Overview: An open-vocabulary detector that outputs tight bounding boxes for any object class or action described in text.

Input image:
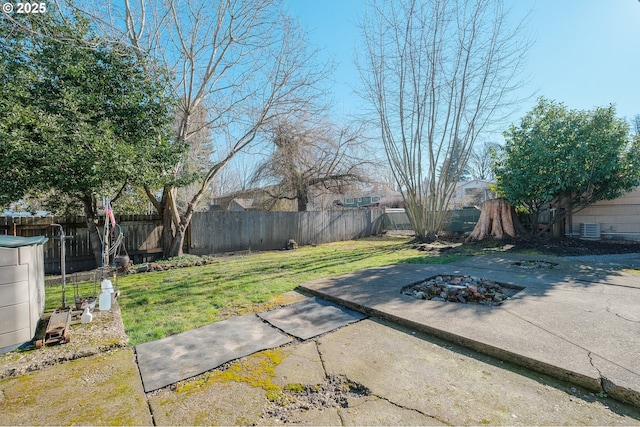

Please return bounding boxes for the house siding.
[450,180,496,208]
[570,187,640,240]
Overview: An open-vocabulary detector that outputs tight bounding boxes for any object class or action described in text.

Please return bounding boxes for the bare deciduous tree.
[358,0,529,241]
[251,118,371,211]
[88,0,329,256]
[468,141,499,181]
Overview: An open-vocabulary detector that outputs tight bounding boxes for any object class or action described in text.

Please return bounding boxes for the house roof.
[455,179,495,189]
[231,198,255,209]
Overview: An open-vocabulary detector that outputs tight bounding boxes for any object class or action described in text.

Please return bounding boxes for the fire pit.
[511,260,557,269]
[401,275,522,306]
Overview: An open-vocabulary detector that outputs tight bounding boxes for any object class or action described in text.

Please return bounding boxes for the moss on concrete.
[0,349,151,426]
[175,348,291,404]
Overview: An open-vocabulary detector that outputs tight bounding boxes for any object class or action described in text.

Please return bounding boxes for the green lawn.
[45,236,466,346]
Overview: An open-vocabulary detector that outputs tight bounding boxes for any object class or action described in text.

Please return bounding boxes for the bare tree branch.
[357,0,530,241]
[251,117,373,211]
[69,0,332,255]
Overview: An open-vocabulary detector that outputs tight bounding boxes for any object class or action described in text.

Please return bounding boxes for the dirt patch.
[265,374,370,423]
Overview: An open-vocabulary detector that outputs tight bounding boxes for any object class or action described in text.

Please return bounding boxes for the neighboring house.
[569,186,640,241]
[340,183,402,209]
[341,189,404,209]
[450,180,496,209]
[343,195,382,208]
[228,198,258,212]
[209,187,297,212]
[209,183,401,212]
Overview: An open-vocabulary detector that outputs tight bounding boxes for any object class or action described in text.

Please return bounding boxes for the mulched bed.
[439,236,640,257]
[507,238,640,256]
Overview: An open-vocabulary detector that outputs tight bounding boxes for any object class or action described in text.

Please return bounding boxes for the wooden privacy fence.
[382,208,481,233]
[0,215,164,274]
[189,209,384,255]
[1,210,384,274]
[2,207,480,274]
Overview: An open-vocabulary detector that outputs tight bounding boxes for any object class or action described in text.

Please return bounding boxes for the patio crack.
[369,393,450,425]
[605,306,640,323]
[599,293,640,323]
[315,340,329,381]
[587,351,612,396]
[313,341,446,424]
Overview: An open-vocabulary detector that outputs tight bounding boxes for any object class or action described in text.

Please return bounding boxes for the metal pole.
[51,223,71,308]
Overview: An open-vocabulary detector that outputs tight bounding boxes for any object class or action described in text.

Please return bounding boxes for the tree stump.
[467,199,526,241]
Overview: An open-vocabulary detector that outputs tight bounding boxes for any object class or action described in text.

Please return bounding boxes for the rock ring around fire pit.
[401,275,523,306]
[511,260,557,269]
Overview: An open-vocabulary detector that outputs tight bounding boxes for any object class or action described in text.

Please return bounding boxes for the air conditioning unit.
[580,223,601,239]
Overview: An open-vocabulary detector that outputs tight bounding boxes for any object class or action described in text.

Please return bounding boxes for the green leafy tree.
[0,11,179,264]
[495,98,640,236]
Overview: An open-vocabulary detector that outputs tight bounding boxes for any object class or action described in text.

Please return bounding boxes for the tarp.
[0,235,48,248]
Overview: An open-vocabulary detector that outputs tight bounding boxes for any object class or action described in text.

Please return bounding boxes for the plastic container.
[81,307,93,323]
[99,291,112,311]
[101,279,113,293]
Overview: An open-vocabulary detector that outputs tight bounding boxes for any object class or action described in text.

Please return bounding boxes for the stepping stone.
[258,297,367,340]
[136,314,292,392]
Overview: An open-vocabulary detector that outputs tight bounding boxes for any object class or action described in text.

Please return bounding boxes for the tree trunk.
[166,225,186,257]
[467,199,526,241]
[296,187,309,212]
[161,206,175,257]
[160,201,189,258]
[553,206,565,237]
[82,195,103,268]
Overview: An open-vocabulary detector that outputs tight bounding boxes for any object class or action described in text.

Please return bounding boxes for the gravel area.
[401,274,521,305]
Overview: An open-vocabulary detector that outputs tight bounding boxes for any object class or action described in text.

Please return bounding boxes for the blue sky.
[284,0,640,138]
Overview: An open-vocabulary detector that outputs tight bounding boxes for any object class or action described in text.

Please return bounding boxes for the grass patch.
[45,236,469,346]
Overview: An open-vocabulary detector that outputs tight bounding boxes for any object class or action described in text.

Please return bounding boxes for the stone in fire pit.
[401,275,522,306]
[511,260,557,269]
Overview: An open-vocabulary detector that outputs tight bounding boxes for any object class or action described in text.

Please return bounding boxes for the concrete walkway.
[299,253,640,408]
[136,297,366,392]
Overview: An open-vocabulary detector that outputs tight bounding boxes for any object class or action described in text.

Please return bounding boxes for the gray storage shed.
[0,235,48,353]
